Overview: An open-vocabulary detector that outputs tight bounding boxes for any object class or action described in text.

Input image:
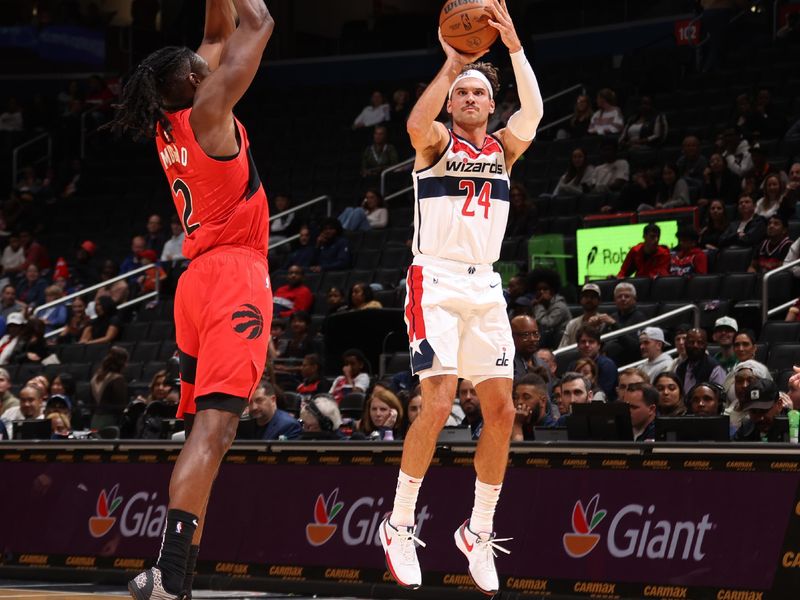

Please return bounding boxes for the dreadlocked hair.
[105,46,196,140]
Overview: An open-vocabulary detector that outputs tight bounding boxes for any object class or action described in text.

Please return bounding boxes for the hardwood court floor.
[0,581,369,600]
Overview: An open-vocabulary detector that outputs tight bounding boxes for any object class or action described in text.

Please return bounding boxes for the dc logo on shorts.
[231,304,264,339]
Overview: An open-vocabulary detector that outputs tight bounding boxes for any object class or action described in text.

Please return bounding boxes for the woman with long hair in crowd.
[755,173,785,219]
[654,372,687,417]
[357,386,404,440]
[553,147,594,196]
[699,199,730,250]
[89,345,129,430]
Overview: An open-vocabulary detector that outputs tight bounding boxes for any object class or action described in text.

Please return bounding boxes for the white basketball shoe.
[454,520,512,597]
[379,517,426,589]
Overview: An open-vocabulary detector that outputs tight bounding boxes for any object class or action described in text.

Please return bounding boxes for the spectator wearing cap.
[1,383,45,438]
[712,317,738,374]
[733,378,786,442]
[274,265,314,318]
[511,373,556,441]
[38,285,68,334]
[625,382,657,442]
[749,213,792,274]
[676,328,726,394]
[0,367,18,416]
[638,327,673,382]
[529,268,570,349]
[0,311,26,363]
[725,358,774,428]
[160,216,186,264]
[71,240,100,290]
[559,283,608,348]
[16,264,46,307]
[669,227,708,276]
[719,194,766,249]
[136,249,166,294]
[570,325,617,401]
[617,223,670,279]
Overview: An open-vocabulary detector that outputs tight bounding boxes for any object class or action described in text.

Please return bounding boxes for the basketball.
[439,0,499,54]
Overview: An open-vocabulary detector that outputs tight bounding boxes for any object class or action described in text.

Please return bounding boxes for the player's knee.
[483,399,516,427]
[423,396,454,427]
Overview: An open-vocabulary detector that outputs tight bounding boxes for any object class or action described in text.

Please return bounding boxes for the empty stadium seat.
[714,247,753,273]
[720,273,757,302]
[353,249,381,269]
[766,343,800,372]
[650,277,687,302]
[132,341,161,363]
[687,274,722,299]
[759,322,800,343]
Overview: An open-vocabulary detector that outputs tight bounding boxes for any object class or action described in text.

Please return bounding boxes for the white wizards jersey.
[412,130,510,265]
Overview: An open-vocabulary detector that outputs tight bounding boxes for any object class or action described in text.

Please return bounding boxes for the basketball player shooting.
[106,2,274,600]
[379,0,543,596]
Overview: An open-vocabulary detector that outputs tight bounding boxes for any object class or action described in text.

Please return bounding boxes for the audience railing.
[553,302,700,358]
[11,132,52,188]
[267,194,332,251]
[378,82,586,197]
[763,257,800,322]
[33,263,161,339]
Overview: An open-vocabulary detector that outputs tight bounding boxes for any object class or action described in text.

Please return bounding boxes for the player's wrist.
[508,42,523,54]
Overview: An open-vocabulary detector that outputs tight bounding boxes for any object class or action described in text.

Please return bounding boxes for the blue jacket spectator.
[248,382,301,441]
[16,264,47,307]
[312,218,351,272]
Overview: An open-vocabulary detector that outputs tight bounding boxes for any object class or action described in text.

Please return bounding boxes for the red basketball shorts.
[174,246,272,417]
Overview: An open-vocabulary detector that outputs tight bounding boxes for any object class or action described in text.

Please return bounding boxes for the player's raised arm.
[191,0,274,134]
[487,0,543,167]
[196,0,237,72]
[406,30,486,167]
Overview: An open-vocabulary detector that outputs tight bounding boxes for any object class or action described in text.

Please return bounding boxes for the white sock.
[390,470,423,528]
[470,479,502,535]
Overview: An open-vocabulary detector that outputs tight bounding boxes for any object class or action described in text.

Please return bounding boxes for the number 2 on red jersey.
[172,178,200,235]
[459,180,492,219]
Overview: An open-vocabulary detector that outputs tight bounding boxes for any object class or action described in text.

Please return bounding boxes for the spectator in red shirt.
[749,214,793,274]
[670,227,708,276]
[617,223,670,278]
[274,264,314,318]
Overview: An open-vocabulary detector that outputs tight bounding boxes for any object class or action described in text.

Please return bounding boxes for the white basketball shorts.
[403,254,514,385]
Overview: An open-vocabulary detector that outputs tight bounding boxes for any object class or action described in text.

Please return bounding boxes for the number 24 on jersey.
[459,180,492,219]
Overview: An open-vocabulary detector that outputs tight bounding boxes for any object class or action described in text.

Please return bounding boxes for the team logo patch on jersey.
[231,304,264,339]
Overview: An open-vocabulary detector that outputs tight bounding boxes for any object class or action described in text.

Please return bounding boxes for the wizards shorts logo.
[231,304,264,339]
[89,485,123,538]
[306,489,344,547]
[563,494,606,558]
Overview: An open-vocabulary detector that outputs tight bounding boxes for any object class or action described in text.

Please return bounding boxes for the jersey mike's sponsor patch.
[231,303,264,339]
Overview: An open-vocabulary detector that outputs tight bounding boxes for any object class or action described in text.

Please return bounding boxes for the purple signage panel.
[2,458,798,594]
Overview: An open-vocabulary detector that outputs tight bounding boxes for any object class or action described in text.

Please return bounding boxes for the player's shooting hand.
[438,28,487,65]
[486,0,522,53]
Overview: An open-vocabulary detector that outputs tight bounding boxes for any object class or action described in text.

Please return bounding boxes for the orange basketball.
[439,0,499,54]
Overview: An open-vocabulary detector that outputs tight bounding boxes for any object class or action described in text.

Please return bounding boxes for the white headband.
[448,69,494,100]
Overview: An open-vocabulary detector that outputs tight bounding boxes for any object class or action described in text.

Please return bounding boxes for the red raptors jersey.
[155,109,269,259]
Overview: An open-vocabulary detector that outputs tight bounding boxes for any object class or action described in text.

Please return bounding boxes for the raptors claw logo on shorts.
[231,303,264,339]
